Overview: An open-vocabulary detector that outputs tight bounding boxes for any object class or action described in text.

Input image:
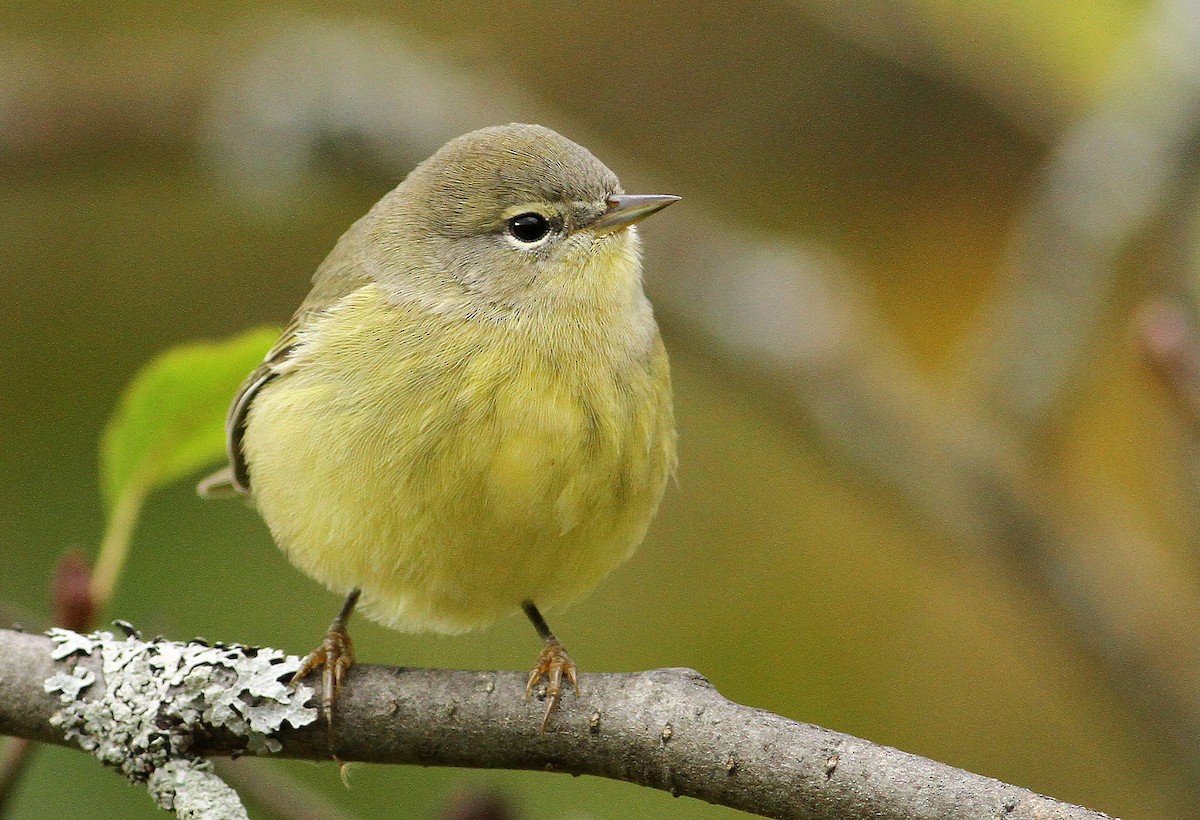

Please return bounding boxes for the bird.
[199,123,678,732]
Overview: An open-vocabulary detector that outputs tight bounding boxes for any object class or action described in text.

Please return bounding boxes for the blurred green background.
[4,1,1198,817]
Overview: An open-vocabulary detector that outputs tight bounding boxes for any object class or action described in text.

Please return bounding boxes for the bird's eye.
[506,212,551,243]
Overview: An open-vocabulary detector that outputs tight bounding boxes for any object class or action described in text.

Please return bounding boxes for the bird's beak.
[590,194,680,235]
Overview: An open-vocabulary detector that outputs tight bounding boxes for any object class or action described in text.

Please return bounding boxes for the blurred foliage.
[0,1,1195,819]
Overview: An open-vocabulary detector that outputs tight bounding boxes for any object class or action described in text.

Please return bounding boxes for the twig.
[1136,298,1200,431]
[0,738,35,816]
[211,758,357,820]
[0,628,1112,820]
[0,551,98,811]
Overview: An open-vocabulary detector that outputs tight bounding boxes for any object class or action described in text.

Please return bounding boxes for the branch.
[0,628,1110,820]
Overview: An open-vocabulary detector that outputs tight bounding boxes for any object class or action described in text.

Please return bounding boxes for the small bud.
[52,551,95,631]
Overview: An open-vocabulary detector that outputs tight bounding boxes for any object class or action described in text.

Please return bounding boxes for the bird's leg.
[522,601,579,733]
[291,588,361,740]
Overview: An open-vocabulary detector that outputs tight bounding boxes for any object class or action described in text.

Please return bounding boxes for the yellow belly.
[242,285,674,633]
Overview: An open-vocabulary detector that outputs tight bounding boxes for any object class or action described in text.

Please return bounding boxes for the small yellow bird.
[200,123,677,730]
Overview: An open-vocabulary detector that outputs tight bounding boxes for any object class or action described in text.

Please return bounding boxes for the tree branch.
[0,627,1111,820]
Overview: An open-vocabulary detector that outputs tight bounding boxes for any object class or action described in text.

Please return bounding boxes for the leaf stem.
[89,484,147,612]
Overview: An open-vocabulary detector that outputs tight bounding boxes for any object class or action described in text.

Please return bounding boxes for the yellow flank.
[243,279,675,634]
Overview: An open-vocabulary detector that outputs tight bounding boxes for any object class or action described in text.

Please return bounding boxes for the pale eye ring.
[506,212,551,243]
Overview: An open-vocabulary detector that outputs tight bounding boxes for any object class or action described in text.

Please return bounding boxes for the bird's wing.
[196,313,302,498]
[197,279,375,499]
[197,214,380,499]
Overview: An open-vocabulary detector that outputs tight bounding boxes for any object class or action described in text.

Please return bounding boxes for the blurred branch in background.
[1135,298,1200,563]
[211,758,357,820]
[954,0,1200,431]
[655,219,1200,790]
[201,17,547,212]
[0,34,204,160]
[0,737,34,816]
[1144,149,1200,557]
[1137,299,1200,434]
[790,0,1084,140]
[656,0,1200,791]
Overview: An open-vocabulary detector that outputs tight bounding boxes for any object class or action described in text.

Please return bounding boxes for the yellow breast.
[242,282,675,633]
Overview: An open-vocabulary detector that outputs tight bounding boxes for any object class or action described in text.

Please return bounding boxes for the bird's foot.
[525,637,579,733]
[290,623,355,735]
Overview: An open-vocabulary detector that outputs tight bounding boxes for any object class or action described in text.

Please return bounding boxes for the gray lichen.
[43,628,318,815]
[149,759,248,820]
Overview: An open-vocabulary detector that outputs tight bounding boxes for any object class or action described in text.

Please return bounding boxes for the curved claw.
[526,638,580,733]
[290,625,355,745]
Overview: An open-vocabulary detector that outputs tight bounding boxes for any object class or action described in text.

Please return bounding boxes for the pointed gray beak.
[590,194,680,235]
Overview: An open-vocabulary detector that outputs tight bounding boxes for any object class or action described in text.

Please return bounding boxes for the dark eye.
[506,212,551,243]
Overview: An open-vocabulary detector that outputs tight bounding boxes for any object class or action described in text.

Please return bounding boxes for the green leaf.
[99,326,279,517]
[90,326,278,610]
